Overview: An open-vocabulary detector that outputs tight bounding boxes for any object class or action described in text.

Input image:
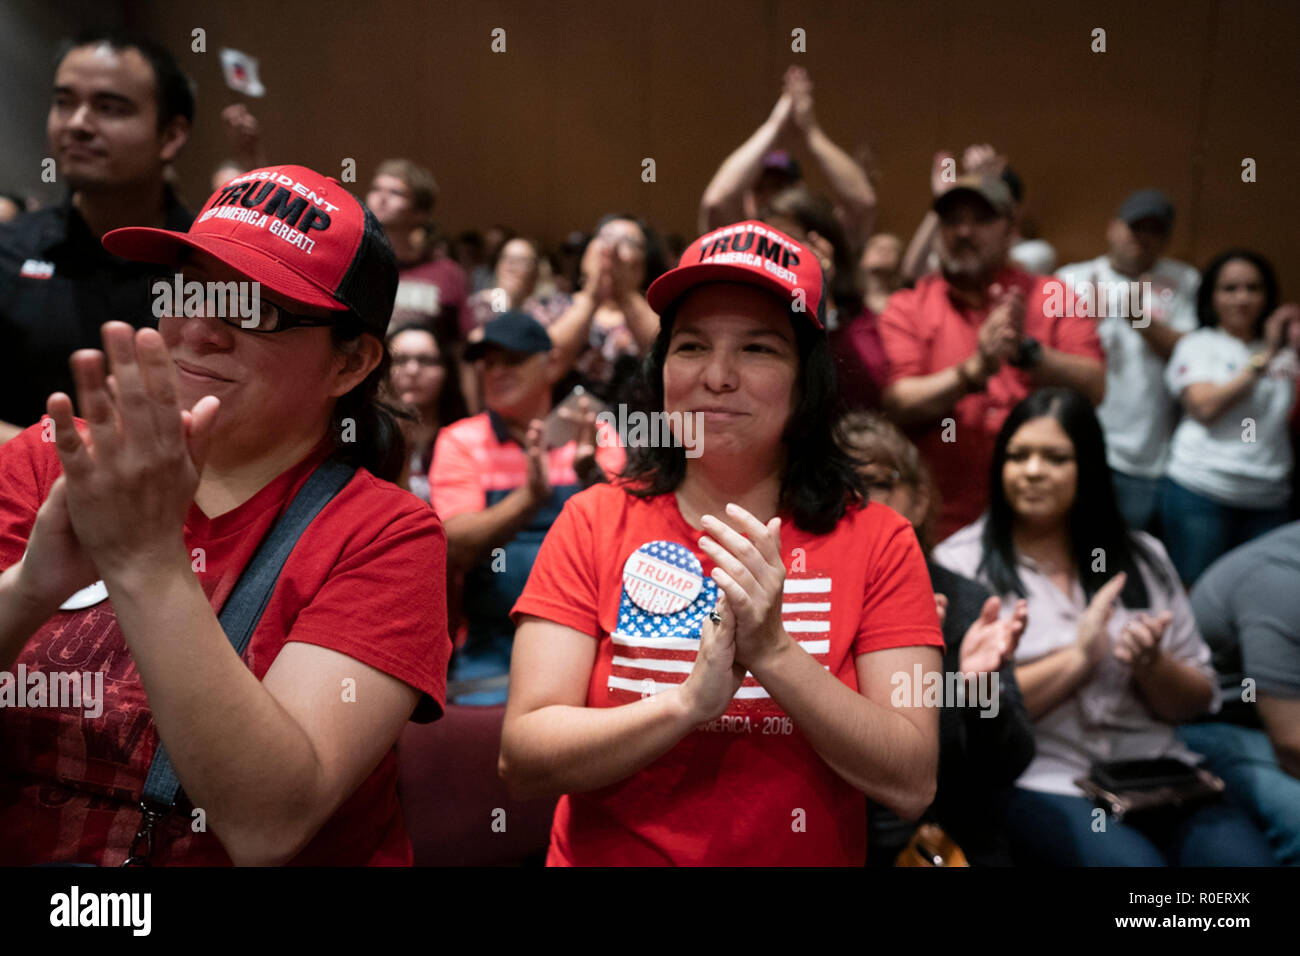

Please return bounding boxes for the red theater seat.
[397,704,558,866]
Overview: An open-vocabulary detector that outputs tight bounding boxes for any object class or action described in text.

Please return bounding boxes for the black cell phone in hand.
[1091,758,1199,791]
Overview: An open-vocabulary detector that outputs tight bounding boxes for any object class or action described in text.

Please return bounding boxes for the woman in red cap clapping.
[0,166,449,865]
[501,220,943,865]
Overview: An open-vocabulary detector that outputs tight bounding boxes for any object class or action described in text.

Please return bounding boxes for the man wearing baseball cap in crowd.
[1056,189,1200,533]
[879,175,1106,541]
[0,164,450,865]
[501,220,943,865]
[432,310,624,705]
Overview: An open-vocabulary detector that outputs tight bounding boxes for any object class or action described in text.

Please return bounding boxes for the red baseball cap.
[646,220,824,329]
[102,164,397,337]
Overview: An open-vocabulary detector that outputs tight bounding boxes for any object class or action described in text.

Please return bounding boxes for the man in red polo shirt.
[880,176,1104,541]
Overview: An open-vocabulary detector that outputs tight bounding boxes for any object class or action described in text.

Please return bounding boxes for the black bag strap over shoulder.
[123,457,357,866]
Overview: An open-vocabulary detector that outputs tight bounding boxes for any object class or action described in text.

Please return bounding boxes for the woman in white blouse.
[934,388,1275,865]
[1161,249,1299,585]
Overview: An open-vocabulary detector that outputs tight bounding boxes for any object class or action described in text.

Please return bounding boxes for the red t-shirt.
[0,423,450,866]
[510,482,943,866]
[879,267,1104,540]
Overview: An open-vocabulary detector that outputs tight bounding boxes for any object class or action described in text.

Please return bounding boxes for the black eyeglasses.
[148,271,341,333]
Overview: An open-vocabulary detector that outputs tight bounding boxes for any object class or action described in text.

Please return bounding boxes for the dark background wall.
[7,0,1298,289]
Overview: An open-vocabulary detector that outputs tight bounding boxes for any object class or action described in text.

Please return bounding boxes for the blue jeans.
[447,633,513,706]
[1111,469,1161,534]
[1177,723,1300,866]
[1002,787,1276,866]
[1158,477,1290,585]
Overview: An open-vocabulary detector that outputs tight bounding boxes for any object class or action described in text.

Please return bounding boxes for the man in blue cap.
[431,311,624,703]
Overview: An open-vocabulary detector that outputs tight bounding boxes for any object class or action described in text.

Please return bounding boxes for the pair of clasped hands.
[682,503,790,721]
[1076,572,1174,674]
[21,323,218,613]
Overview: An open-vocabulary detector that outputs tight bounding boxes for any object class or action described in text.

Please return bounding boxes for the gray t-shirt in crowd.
[1191,522,1300,706]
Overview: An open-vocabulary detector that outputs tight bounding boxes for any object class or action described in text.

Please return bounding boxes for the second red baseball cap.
[102,164,397,337]
[646,220,825,329]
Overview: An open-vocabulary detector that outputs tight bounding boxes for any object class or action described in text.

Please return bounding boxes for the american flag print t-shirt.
[511,482,943,866]
[609,540,841,714]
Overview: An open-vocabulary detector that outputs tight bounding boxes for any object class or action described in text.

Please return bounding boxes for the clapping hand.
[1076,572,1127,669]
[522,419,551,506]
[959,596,1028,676]
[697,503,789,672]
[784,65,816,133]
[978,285,1026,369]
[961,143,1008,180]
[43,323,220,587]
[1112,610,1172,672]
[679,592,745,721]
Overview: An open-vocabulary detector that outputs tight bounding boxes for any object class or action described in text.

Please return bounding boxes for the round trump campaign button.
[622,541,703,616]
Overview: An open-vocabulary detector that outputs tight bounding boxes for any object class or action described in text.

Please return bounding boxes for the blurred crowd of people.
[1,29,1298,868]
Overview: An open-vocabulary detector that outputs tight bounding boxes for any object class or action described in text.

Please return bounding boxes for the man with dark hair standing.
[0,29,194,441]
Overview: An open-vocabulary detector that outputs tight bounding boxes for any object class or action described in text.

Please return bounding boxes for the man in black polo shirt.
[0,29,194,440]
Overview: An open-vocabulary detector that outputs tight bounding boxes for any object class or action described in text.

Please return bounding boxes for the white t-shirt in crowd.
[1054,255,1200,478]
[1009,238,1057,275]
[1165,327,1298,508]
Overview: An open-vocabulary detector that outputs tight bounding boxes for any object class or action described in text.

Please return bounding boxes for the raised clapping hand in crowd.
[562,394,605,486]
[976,284,1026,372]
[25,324,220,605]
[784,65,816,134]
[580,231,650,310]
[1262,302,1300,362]
[959,596,1029,677]
[961,143,1007,181]
[579,239,614,301]
[760,65,828,152]
[519,395,604,506]
[929,143,1008,198]
[1112,609,1173,671]
[521,419,551,508]
[1075,572,1128,670]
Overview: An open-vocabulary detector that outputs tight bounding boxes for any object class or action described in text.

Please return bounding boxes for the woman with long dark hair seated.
[932,388,1275,865]
[839,412,1033,866]
[0,165,449,865]
[500,221,943,865]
